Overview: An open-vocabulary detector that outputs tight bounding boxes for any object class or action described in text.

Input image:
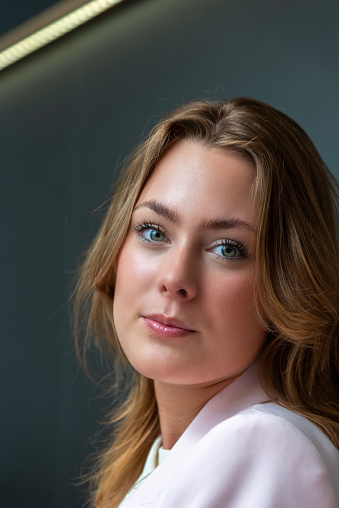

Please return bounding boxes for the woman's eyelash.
[133,222,166,242]
[213,239,249,259]
[134,221,163,232]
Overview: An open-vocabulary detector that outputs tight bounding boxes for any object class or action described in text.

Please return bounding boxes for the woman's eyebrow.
[133,200,255,232]
[198,217,256,232]
[134,200,180,223]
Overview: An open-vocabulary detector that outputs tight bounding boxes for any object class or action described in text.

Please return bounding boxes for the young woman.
[74,98,339,507]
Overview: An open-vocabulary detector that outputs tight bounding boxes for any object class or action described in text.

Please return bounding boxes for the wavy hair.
[73,98,339,507]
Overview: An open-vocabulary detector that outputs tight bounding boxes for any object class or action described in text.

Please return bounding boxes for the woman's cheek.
[116,239,158,296]
[210,267,256,302]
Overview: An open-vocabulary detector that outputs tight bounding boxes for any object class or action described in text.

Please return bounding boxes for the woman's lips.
[142,315,196,339]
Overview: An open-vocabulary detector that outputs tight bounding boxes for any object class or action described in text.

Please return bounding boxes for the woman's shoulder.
[251,402,339,463]
[160,403,339,507]
[201,401,339,469]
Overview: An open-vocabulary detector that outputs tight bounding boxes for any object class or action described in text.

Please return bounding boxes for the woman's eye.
[214,244,237,258]
[133,222,167,243]
[143,228,166,242]
[211,241,248,260]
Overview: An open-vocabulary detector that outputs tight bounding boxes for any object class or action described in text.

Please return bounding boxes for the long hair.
[74,98,339,507]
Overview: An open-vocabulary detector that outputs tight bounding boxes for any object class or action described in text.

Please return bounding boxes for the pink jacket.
[122,363,339,507]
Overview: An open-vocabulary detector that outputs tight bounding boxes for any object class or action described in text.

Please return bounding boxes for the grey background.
[1,0,338,506]
[0,0,58,35]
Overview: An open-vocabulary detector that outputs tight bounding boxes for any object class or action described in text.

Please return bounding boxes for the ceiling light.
[0,0,124,71]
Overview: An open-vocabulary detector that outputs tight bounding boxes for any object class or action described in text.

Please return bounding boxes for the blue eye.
[211,240,248,260]
[143,228,166,242]
[134,222,167,243]
[214,244,237,258]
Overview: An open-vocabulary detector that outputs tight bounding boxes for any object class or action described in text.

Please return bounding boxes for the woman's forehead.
[136,140,257,230]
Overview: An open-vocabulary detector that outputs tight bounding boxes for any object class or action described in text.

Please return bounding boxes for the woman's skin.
[113,140,266,449]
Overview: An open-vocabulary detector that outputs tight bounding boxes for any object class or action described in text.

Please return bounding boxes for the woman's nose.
[157,246,198,300]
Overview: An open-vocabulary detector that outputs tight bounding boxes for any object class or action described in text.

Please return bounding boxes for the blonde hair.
[74,98,339,507]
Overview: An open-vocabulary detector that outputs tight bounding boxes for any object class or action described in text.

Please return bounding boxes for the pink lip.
[142,314,196,339]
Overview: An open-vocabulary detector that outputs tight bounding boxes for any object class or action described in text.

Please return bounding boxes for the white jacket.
[121,362,339,507]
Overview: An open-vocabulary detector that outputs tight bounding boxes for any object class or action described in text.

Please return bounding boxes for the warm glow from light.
[0,0,124,71]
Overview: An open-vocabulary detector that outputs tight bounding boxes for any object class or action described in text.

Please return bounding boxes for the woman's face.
[113,140,266,387]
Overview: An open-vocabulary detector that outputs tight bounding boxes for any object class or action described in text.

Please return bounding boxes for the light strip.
[0,0,124,72]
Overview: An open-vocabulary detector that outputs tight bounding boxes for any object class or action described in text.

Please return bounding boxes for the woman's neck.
[154,378,235,450]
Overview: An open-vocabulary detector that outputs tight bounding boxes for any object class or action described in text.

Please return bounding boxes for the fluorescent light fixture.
[0,0,124,71]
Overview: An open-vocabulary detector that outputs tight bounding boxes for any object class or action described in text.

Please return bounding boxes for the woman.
[74,98,339,507]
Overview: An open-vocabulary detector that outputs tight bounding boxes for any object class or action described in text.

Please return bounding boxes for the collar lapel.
[123,361,270,507]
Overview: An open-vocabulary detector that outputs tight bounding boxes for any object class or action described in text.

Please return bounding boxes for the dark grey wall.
[1,0,338,506]
[0,0,58,34]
